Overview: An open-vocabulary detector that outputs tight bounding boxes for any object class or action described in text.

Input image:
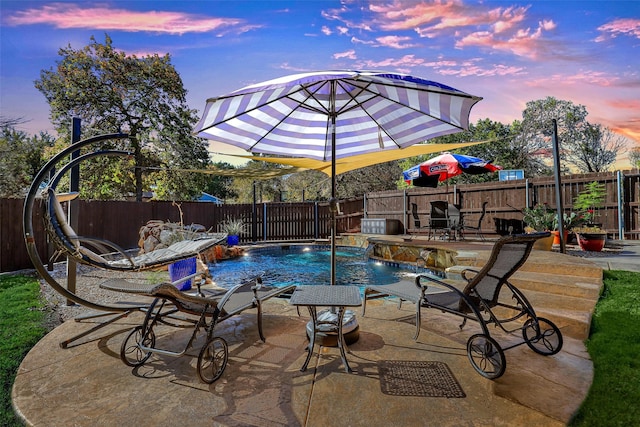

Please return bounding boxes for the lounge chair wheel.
[120,326,155,367]
[466,334,506,379]
[197,337,229,384]
[522,317,563,356]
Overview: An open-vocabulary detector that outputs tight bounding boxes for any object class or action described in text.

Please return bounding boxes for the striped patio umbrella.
[193,70,482,284]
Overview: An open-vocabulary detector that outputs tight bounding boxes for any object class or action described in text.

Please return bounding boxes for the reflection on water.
[208,246,432,289]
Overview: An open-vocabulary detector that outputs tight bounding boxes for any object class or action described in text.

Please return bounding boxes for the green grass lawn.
[569,270,640,426]
[0,274,47,427]
[1,270,639,425]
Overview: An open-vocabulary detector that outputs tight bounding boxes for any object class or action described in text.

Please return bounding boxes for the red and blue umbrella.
[404,152,501,187]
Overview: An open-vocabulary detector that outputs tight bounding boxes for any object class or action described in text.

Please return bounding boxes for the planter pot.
[576,233,606,252]
[227,234,240,246]
[551,230,569,245]
[532,234,554,251]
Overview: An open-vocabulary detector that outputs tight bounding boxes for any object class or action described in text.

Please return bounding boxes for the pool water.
[208,245,437,289]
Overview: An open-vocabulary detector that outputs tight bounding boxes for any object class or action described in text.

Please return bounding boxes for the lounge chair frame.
[363,232,562,379]
[101,278,295,383]
[22,133,226,347]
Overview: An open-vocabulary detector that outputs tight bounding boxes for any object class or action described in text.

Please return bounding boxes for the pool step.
[467,249,603,280]
[510,271,603,300]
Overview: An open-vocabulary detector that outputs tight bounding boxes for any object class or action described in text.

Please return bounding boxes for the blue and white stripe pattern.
[193,70,482,161]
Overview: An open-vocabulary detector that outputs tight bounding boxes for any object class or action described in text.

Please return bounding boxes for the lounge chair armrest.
[415,274,463,294]
[460,268,480,283]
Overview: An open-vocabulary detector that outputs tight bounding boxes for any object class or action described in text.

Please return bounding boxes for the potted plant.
[551,211,579,245]
[221,217,246,246]
[572,181,607,251]
[522,204,555,250]
[573,181,606,228]
[522,204,556,233]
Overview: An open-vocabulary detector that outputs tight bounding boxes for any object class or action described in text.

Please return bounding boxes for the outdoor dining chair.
[461,201,488,241]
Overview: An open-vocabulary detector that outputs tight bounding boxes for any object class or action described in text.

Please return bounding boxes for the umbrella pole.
[330,81,337,287]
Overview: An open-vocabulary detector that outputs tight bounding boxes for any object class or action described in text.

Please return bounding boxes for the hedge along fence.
[2,170,639,273]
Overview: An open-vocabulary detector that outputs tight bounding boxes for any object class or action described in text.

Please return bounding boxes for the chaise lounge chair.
[100,277,296,383]
[362,232,562,379]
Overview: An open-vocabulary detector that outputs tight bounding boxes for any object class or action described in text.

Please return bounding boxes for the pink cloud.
[5,3,254,35]
[370,1,530,35]
[595,18,640,42]
[375,35,418,49]
[437,63,525,77]
[333,50,357,60]
[526,71,619,87]
[606,99,640,110]
[355,54,426,69]
[456,20,555,59]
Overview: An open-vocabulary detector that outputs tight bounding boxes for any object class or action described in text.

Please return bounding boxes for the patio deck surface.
[14,239,640,427]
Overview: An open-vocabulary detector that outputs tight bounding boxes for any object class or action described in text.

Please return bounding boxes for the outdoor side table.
[289,285,362,373]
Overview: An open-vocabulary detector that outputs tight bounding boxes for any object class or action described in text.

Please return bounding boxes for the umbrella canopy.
[193,70,482,284]
[403,152,501,187]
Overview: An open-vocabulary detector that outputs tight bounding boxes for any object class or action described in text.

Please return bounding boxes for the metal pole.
[551,119,566,253]
[617,170,625,240]
[252,181,257,242]
[66,118,81,305]
[330,81,337,286]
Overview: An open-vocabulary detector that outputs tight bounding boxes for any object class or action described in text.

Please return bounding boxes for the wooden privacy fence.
[361,170,640,240]
[1,170,639,273]
[1,198,333,273]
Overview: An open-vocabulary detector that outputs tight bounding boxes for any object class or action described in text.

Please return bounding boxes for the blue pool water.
[208,245,438,289]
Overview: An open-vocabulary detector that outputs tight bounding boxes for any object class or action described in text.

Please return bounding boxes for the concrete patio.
[13,239,630,427]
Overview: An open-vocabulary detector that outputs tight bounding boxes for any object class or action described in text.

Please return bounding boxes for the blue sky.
[1,1,639,166]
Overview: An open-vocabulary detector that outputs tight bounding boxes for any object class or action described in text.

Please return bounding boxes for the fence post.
[552,119,567,253]
[363,193,367,218]
[403,189,407,233]
[617,170,625,240]
[263,203,267,241]
[314,202,319,239]
[66,118,81,305]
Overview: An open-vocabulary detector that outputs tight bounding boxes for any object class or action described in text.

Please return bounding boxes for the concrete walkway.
[12,240,639,427]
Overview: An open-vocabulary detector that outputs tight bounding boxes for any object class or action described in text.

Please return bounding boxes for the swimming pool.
[208,245,440,289]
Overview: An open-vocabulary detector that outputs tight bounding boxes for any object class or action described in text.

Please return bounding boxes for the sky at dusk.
[1,1,639,167]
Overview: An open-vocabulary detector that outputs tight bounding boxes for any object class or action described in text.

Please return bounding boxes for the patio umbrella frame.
[193,71,482,285]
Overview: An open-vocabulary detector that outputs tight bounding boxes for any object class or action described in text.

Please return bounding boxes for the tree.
[282,170,330,201]
[0,125,55,197]
[516,97,590,175]
[336,161,403,198]
[202,161,238,202]
[630,146,640,169]
[564,123,626,172]
[515,96,627,174]
[34,35,210,201]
